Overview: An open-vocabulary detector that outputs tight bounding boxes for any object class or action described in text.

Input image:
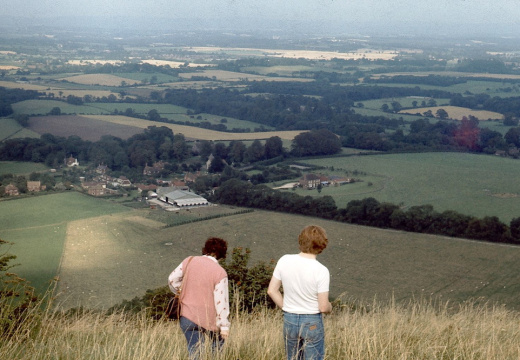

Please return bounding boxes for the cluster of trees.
[0,126,191,174]
[451,93,520,117]
[365,74,467,87]
[0,123,340,185]
[212,179,520,245]
[0,87,40,117]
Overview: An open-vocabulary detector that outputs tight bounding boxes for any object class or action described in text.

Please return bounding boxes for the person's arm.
[267,276,284,309]
[318,292,332,314]
[214,277,230,339]
[168,262,184,294]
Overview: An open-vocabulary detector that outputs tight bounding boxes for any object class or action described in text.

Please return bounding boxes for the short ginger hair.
[298,225,328,255]
[202,237,228,260]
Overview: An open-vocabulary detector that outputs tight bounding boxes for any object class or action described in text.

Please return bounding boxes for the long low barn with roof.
[156,187,208,207]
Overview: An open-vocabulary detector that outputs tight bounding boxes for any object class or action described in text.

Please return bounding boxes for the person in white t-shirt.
[267,225,332,360]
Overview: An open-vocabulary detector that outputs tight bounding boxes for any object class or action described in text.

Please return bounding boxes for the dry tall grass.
[1,298,519,359]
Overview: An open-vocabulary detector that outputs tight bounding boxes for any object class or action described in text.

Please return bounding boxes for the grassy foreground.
[1,298,519,359]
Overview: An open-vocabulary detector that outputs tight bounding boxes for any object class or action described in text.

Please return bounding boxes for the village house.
[184,172,201,183]
[143,161,167,176]
[135,184,158,194]
[117,176,132,187]
[88,184,106,196]
[96,164,108,174]
[4,184,19,196]
[64,155,79,167]
[299,173,322,189]
[27,180,46,192]
[328,175,352,186]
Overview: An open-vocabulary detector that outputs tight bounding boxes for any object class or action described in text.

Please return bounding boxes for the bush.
[0,238,41,338]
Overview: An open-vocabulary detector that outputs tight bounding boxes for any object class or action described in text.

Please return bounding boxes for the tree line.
[212,179,520,246]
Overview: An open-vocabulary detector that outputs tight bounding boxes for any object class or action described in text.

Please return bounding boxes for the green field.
[0,192,130,293]
[55,207,520,310]
[290,152,520,223]
[1,185,520,311]
[0,161,49,175]
[0,117,41,140]
[12,100,104,116]
[12,100,268,132]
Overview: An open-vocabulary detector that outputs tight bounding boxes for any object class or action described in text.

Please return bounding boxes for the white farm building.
[158,189,208,207]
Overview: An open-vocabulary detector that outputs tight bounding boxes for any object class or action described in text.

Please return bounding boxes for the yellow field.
[157,80,231,90]
[60,74,141,86]
[86,114,305,141]
[0,80,50,91]
[185,46,399,61]
[400,106,503,120]
[0,65,19,70]
[141,59,211,68]
[66,60,124,66]
[178,69,313,82]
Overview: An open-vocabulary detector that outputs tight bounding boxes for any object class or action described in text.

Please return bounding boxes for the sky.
[3,0,520,36]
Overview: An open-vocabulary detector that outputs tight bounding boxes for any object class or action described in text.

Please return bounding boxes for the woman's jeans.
[283,312,325,360]
[179,316,224,360]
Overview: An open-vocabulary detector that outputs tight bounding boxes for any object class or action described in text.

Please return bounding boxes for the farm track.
[2,221,67,232]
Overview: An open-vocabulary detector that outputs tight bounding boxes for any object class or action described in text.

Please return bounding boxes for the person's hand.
[220,329,229,340]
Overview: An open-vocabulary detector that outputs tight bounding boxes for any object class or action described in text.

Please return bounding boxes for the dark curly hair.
[202,237,228,260]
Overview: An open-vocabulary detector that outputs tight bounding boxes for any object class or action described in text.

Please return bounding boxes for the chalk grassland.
[0,192,130,294]
[86,115,303,141]
[53,205,520,310]
[2,302,519,360]
[28,116,145,141]
[297,152,520,223]
[59,74,141,86]
[400,105,504,120]
[185,46,399,60]
[178,69,313,82]
[0,118,41,140]
[0,161,49,175]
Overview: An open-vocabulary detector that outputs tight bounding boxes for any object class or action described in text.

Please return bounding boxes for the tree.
[245,139,265,163]
[504,127,520,147]
[147,109,161,121]
[48,107,61,116]
[391,101,402,113]
[228,141,246,164]
[510,217,520,241]
[222,247,275,311]
[436,108,449,119]
[264,136,284,159]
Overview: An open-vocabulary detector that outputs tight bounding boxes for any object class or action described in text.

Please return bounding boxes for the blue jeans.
[283,312,325,360]
[179,316,224,360]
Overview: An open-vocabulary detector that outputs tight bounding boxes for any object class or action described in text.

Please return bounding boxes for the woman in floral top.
[168,237,230,359]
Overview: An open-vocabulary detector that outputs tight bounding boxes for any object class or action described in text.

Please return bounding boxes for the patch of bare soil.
[492,193,519,198]
[29,115,144,141]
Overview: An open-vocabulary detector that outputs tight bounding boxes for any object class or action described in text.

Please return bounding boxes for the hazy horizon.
[2,0,520,37]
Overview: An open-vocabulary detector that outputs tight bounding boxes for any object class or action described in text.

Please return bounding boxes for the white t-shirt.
[272,254,330,314]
